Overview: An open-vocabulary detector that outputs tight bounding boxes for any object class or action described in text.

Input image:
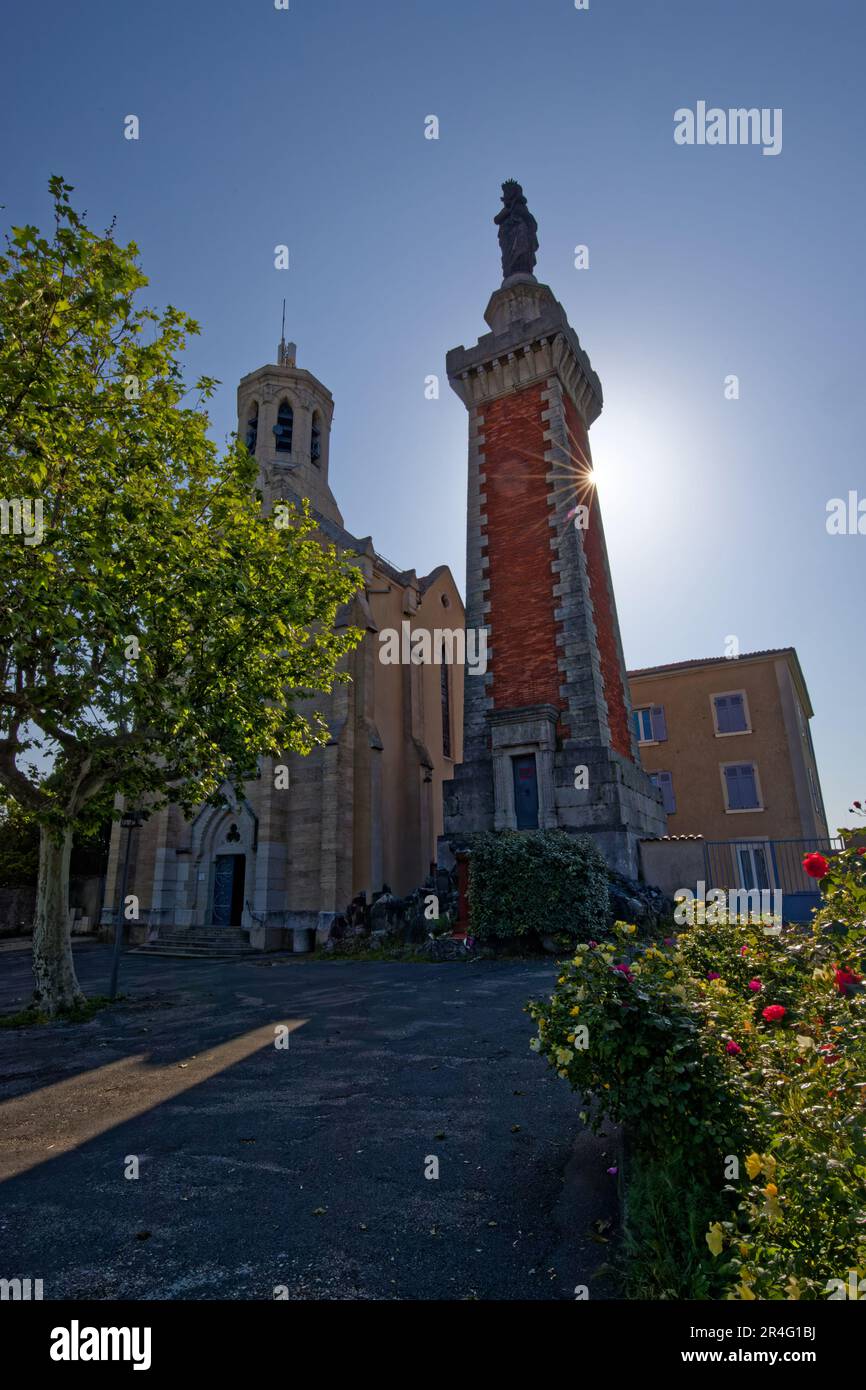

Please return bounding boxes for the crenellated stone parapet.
[446,277,603,426]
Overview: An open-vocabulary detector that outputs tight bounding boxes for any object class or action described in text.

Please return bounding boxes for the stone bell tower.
[442,181,665,877]
[237,334,342,526]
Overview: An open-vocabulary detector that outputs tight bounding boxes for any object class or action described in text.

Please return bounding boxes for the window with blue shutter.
[714,692,748,734]
[724,763,760,811]
[633,707,663,743]
[650,771,676,815]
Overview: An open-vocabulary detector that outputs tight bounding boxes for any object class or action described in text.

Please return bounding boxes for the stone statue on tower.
[494,180,539,280]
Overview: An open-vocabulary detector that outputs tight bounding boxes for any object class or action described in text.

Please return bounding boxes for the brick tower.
[442,181,665,877]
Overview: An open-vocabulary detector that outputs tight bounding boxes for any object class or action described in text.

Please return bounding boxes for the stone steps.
[130,928,259,960]
[130,946,258,959]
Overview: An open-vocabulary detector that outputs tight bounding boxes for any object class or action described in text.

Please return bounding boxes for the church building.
[101,341,464,950]
[103,179,668,952]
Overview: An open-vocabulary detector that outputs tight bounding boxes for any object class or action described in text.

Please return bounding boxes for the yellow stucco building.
[629,648,831,913]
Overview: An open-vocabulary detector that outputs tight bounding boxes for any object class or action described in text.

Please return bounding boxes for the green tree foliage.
[0,793,40,886]
[0,177,362,1013]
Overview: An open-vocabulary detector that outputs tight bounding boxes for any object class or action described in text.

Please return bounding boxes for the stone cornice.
[446,282,603,426]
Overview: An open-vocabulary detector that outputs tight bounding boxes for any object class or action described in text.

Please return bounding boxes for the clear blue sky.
[2,0,863,835]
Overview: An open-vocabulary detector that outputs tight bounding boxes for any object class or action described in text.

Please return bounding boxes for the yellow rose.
[569,1006,580,1017]
[746,1153,762,1179]
[706,1223,724,1257]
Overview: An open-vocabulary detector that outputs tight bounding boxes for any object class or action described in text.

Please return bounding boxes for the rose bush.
[527,818,866,1299]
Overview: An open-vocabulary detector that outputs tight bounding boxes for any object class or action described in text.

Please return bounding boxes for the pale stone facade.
[101,345,463,949]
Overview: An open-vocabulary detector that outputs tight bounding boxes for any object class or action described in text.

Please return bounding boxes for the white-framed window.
[632,705,667,744]
[733,840,776,891]
[721,761,764,812]
[649,770,676,815]
[711,690,751,736]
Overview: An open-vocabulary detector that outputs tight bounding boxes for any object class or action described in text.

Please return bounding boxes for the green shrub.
[468,829,609,942]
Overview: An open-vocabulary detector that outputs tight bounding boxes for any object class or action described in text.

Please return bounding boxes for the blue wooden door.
[512,754,539,830]
[212,855,234,926]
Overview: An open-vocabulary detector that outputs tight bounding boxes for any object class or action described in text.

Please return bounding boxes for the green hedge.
[467,829,609,941]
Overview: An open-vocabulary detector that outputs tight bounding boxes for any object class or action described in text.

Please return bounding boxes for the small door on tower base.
[512,754,539,830]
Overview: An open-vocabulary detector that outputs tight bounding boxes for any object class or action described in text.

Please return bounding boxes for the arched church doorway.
[212,854,246,926]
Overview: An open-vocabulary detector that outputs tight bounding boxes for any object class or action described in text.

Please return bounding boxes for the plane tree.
[0,178,362,1014]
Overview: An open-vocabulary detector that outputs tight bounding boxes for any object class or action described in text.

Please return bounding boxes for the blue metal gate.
[703,836,844,925]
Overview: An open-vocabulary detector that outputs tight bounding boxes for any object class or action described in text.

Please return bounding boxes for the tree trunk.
[32,825,85,1015]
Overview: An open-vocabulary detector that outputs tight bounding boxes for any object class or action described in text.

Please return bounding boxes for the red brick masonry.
[481,384,565,718]
[563,393,633,761]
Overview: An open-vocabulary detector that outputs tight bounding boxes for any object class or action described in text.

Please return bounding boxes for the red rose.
[762,1004,786,1022]
[726,1041,742,1055]
[802,852,829,879]
[835,967,863,997]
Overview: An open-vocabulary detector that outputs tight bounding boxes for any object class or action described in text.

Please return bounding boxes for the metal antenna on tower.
[278,298,287,364]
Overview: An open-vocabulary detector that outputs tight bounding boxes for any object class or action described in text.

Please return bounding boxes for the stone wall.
[0,886,36,938]
[0,875,103,939]
[639,836,706,900]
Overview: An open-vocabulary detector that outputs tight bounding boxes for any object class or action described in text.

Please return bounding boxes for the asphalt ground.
[0,944,619,1300]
